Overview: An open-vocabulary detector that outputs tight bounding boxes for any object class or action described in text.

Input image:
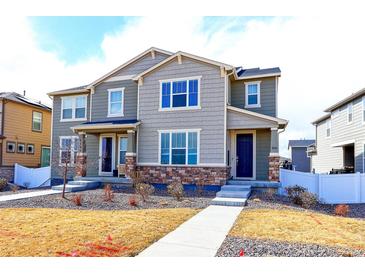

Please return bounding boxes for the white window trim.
[159,76,202,111]
[158,129,201,166]
[245,81,261,108]
[60,95,88,122]
[362,97,365,125]
[58,136,79,166]
[107,87,125,117]
[32,111,43,131]
[347,102,353,125]
[117,134,128,165]
[325,119,331,138]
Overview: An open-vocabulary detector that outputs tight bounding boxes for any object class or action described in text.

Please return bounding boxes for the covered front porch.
[71,119,140,179]
[227,106,288,181]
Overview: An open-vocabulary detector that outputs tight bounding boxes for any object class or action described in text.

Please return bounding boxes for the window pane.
[63,98,73,109]
[61,138,71,150]
[62,109,72,119]
[76,96,86,108]
[33,121,41,131]
[172,94,187,107]
[120,138,127,151]
[248,94,258,105]
[248,84,257,95]
[119,151,126,164]
[73,138,80,152]
[161,82,171,108]
[172,148,186,164]
[110,102,122,114]
[160,133,170,164]
[172,132,186,148]
[111,91,122,102]
[189,80,198,106]
[188,132,197,164]
[172,81,187,94]
[75,108,85,118]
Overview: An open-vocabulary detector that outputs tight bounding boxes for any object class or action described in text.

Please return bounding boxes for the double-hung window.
[347,103,353,124]
[32,111,42,131]
[59,136,79,165]
[159,130,199,165]
[160,77,200,110]
[108,88,124,117]
[326,119,331,138]
[245,81,261,108]
[61,95,87,121]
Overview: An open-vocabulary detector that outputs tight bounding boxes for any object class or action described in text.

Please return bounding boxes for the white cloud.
[1,16,365,156]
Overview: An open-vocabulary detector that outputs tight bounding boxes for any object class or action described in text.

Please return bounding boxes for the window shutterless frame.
[6,141,15,153]
[347,102,353,124]
[32,111,42,132]
[60,95,88,122]
[244,81,261,108]
[157,129,201,166]
[325,119,331,138]
[26,143,35,154]
[159,76,202,111]
[107,87,125,117]
[17,143,25,154]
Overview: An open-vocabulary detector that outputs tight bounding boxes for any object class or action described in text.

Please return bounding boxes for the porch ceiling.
[71,119,140,134]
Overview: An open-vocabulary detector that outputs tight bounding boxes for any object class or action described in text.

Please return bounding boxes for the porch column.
[125,129,137,178]
[268,127,280,182]
[75,132,87,177]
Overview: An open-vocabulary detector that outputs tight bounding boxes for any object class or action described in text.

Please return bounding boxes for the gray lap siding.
[137,57,226,165]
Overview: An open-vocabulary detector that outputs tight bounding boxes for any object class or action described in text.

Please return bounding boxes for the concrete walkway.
[138,205,243,257]
[0,189,61,202]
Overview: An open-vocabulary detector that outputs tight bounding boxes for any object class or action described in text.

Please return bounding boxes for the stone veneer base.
[268,155,280,182]
[137,165,231,186]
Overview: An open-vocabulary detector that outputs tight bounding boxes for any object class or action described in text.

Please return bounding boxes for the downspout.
[224,69,235,168]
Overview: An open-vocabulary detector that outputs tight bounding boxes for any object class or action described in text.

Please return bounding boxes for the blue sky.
[29,16,274,64]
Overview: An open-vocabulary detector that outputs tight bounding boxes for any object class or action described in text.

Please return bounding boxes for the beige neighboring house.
[0,92,52,182]
[309,87,365,173]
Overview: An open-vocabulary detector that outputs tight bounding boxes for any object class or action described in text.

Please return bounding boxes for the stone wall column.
[268,127,280,181]
[125,130,137,178]
[75,132,87,177]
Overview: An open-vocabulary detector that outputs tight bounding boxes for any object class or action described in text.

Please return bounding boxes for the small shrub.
[10,184,19,192]
[135,182,155,202]
[104,184,114,202]
[195,181,205,196]
[72,194,82,206]
[264,188,277,200]
[0,178,8,191]
[335,204,350,217]
[300,191,318,209]
[285,185,318,209]
[130,171,144,188]
[167,180,184,201]
[128,195,138,207]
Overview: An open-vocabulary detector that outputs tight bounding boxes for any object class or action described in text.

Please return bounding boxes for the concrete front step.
[211,197,247,207]
[227,180,280,188]
[221,185,251,192]
[51,180,100,192]
[216,190,251,199]
[52,184,88,192]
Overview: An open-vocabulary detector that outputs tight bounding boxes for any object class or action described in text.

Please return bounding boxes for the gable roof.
[235,67,281,79]
[324,87,365,112]
[132,51,234,80]
[0,92,51,111]
[88,47,173,88]
[288,139,315,149]
[227,105,288,128]
[312,113,331,125]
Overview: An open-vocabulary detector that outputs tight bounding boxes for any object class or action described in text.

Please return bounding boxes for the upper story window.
[160,77,201,111]
[61,95,87,122]
[347,103,353,124]
[159,130,199,165]
[108,88,124,117]
[331,109,340,119]
[326,119,331,138]
[245,81,261,108]
[32,111,42,132]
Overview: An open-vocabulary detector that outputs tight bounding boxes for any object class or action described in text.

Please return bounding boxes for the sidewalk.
[138,205,243,257]
[0,189,61,202]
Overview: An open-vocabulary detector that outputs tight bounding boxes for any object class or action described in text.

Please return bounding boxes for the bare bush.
[167,180,184,201]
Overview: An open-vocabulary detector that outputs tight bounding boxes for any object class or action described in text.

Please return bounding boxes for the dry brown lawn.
[230,209,365,251]
[0,207,199,256]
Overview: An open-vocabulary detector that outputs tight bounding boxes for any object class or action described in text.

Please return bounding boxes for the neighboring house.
[0,92,52,182]
[48,47,288,185]
[288,139,315,172]
[310,87,365,173]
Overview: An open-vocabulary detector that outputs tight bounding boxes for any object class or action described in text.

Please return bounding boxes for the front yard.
[0,207,199,256]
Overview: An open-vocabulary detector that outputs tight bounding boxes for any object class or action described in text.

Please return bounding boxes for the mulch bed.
[216,236,364,257]
[0,188,212,210]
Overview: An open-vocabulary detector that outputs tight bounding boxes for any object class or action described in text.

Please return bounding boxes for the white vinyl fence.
[279,169,365,204]
[14,163,51,188]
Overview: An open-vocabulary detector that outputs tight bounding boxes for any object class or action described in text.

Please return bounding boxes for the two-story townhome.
[0,92,52,182]
[310,87,365,173]
[288,139,315,172]
[48,47,287,185]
